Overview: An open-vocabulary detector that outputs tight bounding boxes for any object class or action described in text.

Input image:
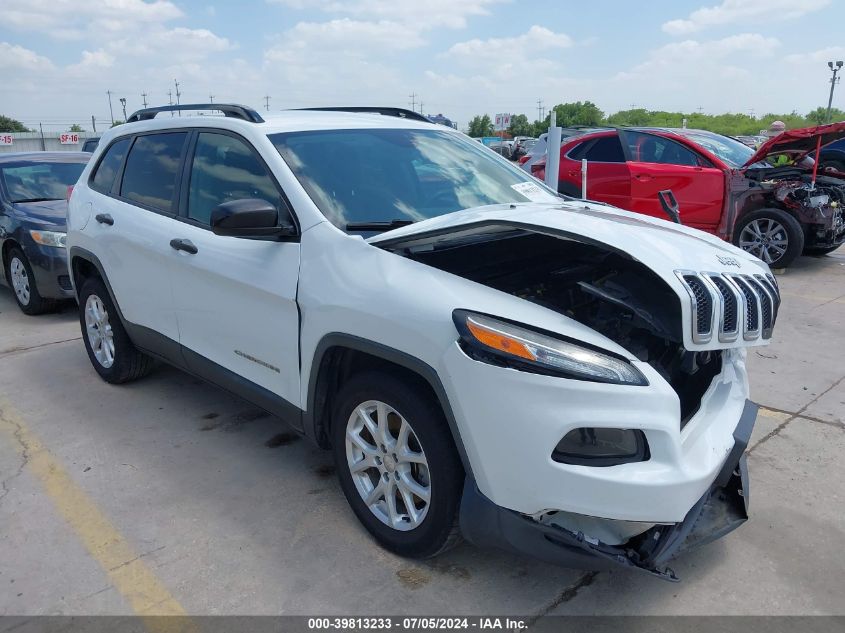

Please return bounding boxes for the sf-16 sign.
[60,133,80,145]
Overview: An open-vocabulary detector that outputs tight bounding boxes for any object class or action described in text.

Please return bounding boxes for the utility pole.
[39,123,46,151]
[826,60,844,123]
[409,92,417,111]
[174,79,181,116]
[697,106,704,114]
[536,98,544,121]
[91,115,97,133]
[119,97,127,122]
[209,94,214,104]
[418,100,423,116]
[107,90,115,125]
[264,95,271,111]
[168,89,174,116]
[141,92,148,108]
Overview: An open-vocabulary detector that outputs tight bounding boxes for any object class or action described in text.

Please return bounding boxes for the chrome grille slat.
[676,270,780,344]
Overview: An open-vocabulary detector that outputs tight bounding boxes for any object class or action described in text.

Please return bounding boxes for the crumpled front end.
[459,400,755,582]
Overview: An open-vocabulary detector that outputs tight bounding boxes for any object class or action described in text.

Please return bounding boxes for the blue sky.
[1,0,843,131]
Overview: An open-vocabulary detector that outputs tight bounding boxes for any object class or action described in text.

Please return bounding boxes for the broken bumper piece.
[459,400,757,582]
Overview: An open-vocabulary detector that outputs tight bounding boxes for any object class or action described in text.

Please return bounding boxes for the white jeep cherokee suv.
[67,104,779,580]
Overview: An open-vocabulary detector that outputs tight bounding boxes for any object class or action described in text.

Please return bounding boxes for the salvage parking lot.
[1,250,844,617]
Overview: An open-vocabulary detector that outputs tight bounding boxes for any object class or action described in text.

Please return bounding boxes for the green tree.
[507,114,533,137]
[547,101,604,128]
[0,115,29,133]
[110,120,125,128]
[806,106,845,125]
[69,123,85,132]
[467,114,494,137]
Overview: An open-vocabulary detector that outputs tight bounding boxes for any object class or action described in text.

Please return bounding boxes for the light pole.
[826,60,843,123]
[119,98,127,122]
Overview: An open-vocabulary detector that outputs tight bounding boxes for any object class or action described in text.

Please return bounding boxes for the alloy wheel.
[9,257,30,306]
[345,400,431,531]
[739,218,788,265]
[85,294,115,368]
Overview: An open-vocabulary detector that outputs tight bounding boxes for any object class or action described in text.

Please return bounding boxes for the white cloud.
[447,25,572,63]
[663,0,830,35]
[3,0,183,39]
[69,49,116,72]
[268,0,507,29]
[0,42,55,71]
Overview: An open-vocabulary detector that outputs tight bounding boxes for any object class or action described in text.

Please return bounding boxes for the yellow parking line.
[0,401,193,630]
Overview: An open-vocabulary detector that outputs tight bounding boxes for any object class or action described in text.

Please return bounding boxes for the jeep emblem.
[717,255,741,267]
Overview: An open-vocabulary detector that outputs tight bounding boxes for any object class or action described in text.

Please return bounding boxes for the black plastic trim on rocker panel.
[305,333,474,477]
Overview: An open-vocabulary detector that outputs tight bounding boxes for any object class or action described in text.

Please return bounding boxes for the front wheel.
[5,246,57,315]
[332,372,463,558]
[734,208,804,268]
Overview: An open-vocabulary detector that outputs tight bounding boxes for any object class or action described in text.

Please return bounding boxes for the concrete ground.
[0,249,843,618]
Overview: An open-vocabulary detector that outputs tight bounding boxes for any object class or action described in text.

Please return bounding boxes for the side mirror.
[210,198,295,238]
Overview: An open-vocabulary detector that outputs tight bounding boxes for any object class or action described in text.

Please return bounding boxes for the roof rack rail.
[296,106,431,123]
[126,104,265,124]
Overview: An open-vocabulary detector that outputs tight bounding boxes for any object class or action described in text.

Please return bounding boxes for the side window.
[566,140,590,161]
[187,132,284,225]
[120,133,188,212]
[91,138,130,193]
[625,132,703,167]
[583,136,625,163]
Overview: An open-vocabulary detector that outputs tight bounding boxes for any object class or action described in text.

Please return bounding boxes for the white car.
[66,104,779,580]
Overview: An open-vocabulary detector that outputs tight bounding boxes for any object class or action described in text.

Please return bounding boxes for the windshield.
[1,161,86,202]
[680,131,756,168]
[269,128,558,230]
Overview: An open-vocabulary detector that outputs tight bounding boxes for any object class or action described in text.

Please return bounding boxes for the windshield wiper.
[12,197,63,203]
[346,219,416,232]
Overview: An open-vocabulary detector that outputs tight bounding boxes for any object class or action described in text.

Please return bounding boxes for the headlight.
[29,230,67,248]
[453,310,647,386]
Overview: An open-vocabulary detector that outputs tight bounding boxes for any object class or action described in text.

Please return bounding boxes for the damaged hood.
[369,201,765,276]
[371,201,777,351]
[742,121,845,168]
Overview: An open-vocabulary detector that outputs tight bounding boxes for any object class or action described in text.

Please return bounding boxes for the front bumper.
[459,399,756,581]
[23,242,74,300]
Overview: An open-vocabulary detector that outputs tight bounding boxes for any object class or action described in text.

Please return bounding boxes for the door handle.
[169,238,198,254]
[95,213,114,226]
[634,173,653,181]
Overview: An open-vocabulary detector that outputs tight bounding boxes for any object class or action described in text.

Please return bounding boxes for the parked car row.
[526,123,845,268]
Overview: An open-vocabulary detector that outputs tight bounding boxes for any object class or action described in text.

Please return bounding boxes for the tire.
[733,208,804,268]
[4,246,57,315]
[820,159,845,173]
[803,244,842,256]
[78,276,154,384]
[332,371,463,559]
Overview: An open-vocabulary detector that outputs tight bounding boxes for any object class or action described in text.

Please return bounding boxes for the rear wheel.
[332,372,463,558]
[734,208,804,268]
[5,246,56,315]
[78,276,154,383]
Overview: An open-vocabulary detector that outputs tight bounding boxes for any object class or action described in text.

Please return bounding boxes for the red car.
[532,123,845,267]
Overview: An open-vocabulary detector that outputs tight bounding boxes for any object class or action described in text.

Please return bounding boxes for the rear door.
[87,132,189,343]
[559,133,632,208]
[167,130,301,407]
[621,130,724,229]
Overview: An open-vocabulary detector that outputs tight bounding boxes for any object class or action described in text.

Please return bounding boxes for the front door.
[167,130,301,407]
[621,130,725,229]
[559,133,632,209]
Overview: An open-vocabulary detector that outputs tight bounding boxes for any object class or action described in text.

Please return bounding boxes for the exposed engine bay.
[403,229,722,423]
[745,169,845,247]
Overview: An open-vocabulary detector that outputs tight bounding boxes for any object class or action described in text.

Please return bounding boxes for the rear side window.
[91,138,130,193]
[583,136,625,162]
[566,140,590,161]
[120,133,188,212]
